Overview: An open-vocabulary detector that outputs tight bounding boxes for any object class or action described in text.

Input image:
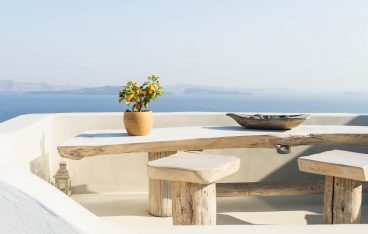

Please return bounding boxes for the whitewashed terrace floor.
[72,193,368,227]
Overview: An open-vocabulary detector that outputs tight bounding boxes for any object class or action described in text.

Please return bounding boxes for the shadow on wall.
[262,115,368,182]
[346,115,368,126]
[72,184,97,194]
[29,133,51,183]
[261,145,368,182]
[258,115,368,211]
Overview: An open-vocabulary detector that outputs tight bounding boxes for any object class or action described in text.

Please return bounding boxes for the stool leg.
[324,176,362,224]
[148,151,177,217]
[172,181,216,225]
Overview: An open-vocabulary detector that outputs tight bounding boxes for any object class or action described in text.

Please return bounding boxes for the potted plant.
[118,75,163,136]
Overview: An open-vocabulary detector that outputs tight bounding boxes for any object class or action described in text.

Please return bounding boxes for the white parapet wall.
[0,114,126,233]
[51,112,368,194]
[0,114,53,181]
[1,112,368,233]
[1,112,368,194]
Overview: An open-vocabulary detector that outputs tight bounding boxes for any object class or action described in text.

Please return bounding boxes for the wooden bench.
[147,151,240,225]
[298,150,368,224]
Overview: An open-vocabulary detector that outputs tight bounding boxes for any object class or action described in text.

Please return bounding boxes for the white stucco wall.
[1,112,368,194]
[1,112,368,233]
[0,115,127,233]
[0,114,52,179]
[50,112,368,194]
[0,170,111,234]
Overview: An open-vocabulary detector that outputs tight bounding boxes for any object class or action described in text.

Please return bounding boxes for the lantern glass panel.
[56,179,66,192]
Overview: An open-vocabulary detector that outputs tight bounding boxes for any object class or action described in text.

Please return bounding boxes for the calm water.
[0,92,367,122]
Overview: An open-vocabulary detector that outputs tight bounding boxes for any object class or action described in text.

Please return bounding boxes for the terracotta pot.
[123,110,153,136]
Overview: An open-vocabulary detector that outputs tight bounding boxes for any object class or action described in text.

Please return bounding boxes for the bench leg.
[172,181,216,225]
[148,151,177,217]
[324,176,362,224]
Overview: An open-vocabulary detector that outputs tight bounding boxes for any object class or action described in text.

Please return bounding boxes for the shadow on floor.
[305,214,323,224]
[217,195,323,214]
[217,214,252,225]
[72,184,97,194]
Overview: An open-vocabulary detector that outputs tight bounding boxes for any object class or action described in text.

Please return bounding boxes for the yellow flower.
[125,95,133,104]
[148,85,155,94]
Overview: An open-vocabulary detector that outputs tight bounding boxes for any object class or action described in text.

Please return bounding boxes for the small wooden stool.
[298,150,368,224]
[147,151,240,225]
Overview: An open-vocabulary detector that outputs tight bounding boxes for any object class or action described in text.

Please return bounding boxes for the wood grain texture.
[58,125,368,160]
[324,176,362,224]
[172,181,216,225]
[148,151,177,217]
[216,180,325,197]
[147,152,240,184]
[298,150,368,181]
[216,181,368,197]
[323,176,334,224]
[332,177,362,224]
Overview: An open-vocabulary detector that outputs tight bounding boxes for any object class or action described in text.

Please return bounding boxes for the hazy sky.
[0,0,367,91]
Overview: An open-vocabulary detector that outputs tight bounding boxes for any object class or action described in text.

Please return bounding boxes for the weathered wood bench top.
[147,152,240,184]
[298,150,368,181]
[58,125,368,160]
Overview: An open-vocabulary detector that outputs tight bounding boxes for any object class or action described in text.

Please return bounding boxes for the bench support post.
[148,151,177,217]
[172,181,216,225]
[324,176,362,224]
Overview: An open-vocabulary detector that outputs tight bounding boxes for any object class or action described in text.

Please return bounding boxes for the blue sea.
[0,92,367,123]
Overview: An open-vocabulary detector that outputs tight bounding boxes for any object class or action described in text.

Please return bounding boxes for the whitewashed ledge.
[1,113,368,233]
[0,169,126,234]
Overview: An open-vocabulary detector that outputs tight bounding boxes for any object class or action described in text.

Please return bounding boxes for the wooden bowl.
[226,113,310,130]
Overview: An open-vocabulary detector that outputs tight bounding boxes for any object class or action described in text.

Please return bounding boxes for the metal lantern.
[54,160,72,196]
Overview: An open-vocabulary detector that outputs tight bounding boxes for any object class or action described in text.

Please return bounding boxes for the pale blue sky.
[0,0,367,91]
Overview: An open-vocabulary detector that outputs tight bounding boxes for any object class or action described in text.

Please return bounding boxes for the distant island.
[28,85,254,96]
[0,79,80,92]
[0,80,255,95]
[342,91,367,96]
[28,85,264,96]
[183,88,251,95]
[0,79,300,96]
[29,86,121,95]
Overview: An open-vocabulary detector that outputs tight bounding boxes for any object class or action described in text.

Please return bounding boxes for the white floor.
[72,193,368,227]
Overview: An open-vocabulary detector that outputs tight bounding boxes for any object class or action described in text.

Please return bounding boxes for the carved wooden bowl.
[226,113,310,130]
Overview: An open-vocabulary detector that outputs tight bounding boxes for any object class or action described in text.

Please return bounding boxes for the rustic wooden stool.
[147,151,240,225]
[298,150,368,224]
